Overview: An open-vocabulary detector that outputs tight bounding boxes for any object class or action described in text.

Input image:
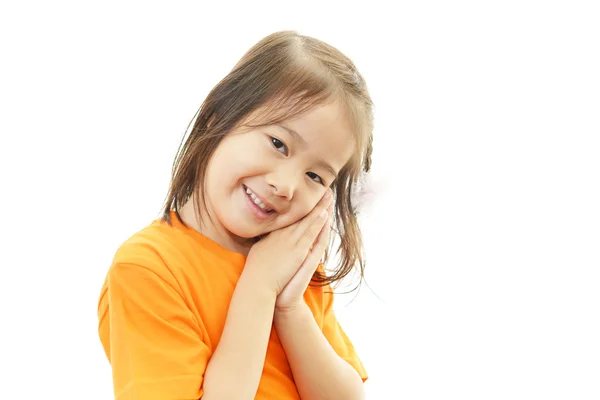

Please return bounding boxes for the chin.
[222,221,263,239]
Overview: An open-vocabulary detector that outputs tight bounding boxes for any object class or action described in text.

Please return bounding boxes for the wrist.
[237,270,278,303]
[274,301,311,321]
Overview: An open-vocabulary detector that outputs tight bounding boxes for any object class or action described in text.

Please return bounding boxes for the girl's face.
[201,100,354,251]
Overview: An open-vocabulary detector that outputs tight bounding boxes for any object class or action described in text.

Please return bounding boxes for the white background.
[1,1,599,399]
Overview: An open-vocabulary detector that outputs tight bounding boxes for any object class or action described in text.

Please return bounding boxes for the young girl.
[97,30,374,400]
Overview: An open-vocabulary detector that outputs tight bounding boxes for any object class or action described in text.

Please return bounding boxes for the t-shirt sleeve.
[320,284,368,382]
[107,262,211,400]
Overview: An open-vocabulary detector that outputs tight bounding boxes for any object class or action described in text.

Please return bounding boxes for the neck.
[180,196,254,256]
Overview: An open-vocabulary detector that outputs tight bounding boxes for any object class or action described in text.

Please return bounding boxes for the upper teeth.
[246,187,272,212]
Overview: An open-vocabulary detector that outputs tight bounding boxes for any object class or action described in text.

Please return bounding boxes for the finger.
[289,219,332,290]
[327,199,334,216]
[293,189,333,239]
[312,201,334,249]
[308,217,332,268]
[297,207,328,252]
[274,191,330,237]
[315,211,332,252]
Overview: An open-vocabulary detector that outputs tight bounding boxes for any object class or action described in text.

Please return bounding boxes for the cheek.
[272,206,310,230]
[289,199,322,222]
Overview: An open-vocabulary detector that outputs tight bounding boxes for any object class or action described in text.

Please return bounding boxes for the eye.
[306,171,324,185]
[270,137,288,155]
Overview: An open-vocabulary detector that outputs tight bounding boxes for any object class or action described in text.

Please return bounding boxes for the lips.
[243,185,276,213]
[242,185,276,221]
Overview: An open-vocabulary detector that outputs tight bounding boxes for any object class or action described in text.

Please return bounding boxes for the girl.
[98,30,374,400]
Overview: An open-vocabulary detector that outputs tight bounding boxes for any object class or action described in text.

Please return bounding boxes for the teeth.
[244,186,272,212]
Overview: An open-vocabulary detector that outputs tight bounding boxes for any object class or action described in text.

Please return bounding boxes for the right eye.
[270,137,288,155]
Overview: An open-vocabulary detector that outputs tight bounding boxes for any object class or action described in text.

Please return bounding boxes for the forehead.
[281,101,355,170]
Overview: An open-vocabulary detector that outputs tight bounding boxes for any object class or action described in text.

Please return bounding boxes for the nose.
[266,167,299,200]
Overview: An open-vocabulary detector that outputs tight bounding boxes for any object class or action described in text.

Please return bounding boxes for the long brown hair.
[161,31,373,289]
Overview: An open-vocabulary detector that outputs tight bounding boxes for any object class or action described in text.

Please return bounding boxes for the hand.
[275,192,334,313]
[244,189,334,298]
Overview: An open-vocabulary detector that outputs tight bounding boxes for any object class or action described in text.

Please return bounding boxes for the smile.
[243,185,275,214]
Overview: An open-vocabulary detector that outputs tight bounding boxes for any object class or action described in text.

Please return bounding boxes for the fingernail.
[325,190,332,199]
[320,209,327,218]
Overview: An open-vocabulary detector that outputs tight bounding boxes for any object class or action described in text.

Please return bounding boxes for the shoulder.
[109,216,199,282]
[108,214,244,287]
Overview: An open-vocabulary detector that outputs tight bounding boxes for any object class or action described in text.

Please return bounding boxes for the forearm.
[202,272,276,400]
[274,304,365,400]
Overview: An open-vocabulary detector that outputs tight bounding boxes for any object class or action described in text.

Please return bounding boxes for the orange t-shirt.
[97,211,367,399]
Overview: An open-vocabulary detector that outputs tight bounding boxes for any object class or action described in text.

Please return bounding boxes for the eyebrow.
[278,124,339,179]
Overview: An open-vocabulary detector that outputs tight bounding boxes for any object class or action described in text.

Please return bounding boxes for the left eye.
[306,172,323,184]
